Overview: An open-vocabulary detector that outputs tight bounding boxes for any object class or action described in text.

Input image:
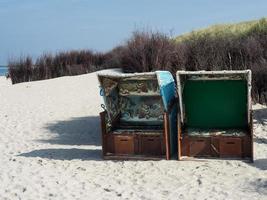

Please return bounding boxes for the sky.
[0,0,267,65]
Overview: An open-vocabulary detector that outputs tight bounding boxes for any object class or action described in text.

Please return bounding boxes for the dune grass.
[175,18,267,43]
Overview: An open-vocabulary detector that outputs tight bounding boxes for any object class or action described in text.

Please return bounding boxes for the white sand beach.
[0,73,266,200]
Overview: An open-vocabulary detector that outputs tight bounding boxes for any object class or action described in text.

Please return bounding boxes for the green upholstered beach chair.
[176,70,253,161]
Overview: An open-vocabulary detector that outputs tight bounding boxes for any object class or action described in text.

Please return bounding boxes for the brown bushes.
[8,56,33,84]
[119,31,179,73]
[109,26,267,104]
[8,50,108,84]
[117,25,267,103]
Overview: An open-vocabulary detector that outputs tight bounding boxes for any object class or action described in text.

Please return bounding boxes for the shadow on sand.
[253,107,267,124]
[20,107,267,162]
[38,116,101,146]
[248,178,267,195]
[249,158,267,171]
[254,137,267,144]
[19,116,103,161]
[253,107,267,144]
[19,148,102,161]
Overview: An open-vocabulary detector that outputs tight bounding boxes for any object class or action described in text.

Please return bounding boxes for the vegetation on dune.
[172,18,267,103]
[114,18,267,103]
[7,17,267,104]
[175,18,267,42]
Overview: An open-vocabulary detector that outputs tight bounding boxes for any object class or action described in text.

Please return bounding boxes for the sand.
[0,73,266,200]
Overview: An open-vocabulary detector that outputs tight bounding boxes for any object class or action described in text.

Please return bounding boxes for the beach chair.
[176,70,253,161]
[97,69,177,160]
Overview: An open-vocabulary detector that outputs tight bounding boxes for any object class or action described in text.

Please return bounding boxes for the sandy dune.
[0,73,266,200]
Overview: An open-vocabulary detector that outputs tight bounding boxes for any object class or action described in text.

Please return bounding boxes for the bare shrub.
[8,56,33,84]
[8,50,106,84]
[119,31,182,73]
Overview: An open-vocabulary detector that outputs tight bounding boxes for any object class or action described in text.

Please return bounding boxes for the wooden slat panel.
[140,135,162,156]
[163,113,170,160]
[106,134,115,154]
[100,111,107,156]
[211,137,220,157]
[189,137,211,156]
[220,137,242,157]
[114,135,134,155]
[181,136,190,156]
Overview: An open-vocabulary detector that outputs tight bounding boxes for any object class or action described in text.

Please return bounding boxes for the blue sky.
[0,0,266,65]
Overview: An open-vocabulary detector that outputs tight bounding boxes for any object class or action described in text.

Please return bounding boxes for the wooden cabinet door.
[140,135,162,156]
[220,137,242,157]
[189,137,211,156]
[114,135,135,155]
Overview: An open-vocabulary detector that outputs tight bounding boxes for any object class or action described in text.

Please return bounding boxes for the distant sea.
[0,66,7,76]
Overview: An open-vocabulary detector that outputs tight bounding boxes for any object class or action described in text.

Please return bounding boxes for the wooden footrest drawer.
[114,135,135,155]
[181,136,247,158]
[219,137,242,157]
[140,135,163,155]
[104,132,166,158]
[189,137,211,156]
